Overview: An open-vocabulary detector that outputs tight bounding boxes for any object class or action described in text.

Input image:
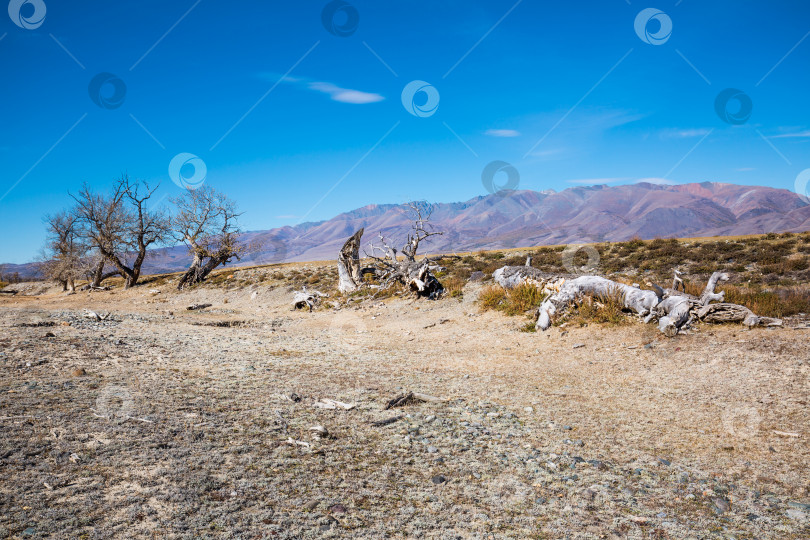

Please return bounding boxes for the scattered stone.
[573,343,585,349]
[658,457,671,466]
[43,332,55,338]
[430,475,447,485]
[71,368,86,377]
[713,497,731,514]
[427,446,438,454]
[328,504,347,515]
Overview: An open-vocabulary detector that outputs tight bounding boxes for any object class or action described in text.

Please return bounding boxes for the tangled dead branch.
[335,202,446,299]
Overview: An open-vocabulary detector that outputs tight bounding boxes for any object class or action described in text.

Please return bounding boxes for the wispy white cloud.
[634,177,676,185]
[661,128,712,139]
[771,130,810,139]
[566,177,630,185]
[485,129,520,137]
[255,72,384,105]
[565,177,676,186]
[307,82,384,104]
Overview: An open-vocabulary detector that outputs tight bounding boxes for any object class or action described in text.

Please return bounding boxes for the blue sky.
[1,0,809,263]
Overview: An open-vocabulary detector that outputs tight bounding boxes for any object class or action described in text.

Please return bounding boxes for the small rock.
[786,509,808,522]
[328,504,347,515]
[658,457,671,466]
[303,500,319,511]
[71,368,86,377]
[431,475,447,484]
[523,406,533,413]
[427,446,438,454]
[713,497,730,514]
[572,343,585,349]
[44,332,55,338]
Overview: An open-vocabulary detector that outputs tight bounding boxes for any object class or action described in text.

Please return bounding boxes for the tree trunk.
[177,252,229,290]
[337,229,364,293]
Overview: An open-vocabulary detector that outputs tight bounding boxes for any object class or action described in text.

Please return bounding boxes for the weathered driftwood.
[697,302,782,327]
[534,269,781,336]
[384,391,446,410]
[292,288,328,312]
[699,271,729,305]
[337,228,364,293]
[536,276,662,331]
[371,415,403,427]
[492,265,556,289]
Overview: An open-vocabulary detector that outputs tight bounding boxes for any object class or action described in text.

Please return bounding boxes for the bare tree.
[364,201,445,298]
[40,210,88,291]
[171,186,245,289]
[72,175,169,288]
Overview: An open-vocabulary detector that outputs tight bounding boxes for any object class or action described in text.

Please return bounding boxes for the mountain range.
[4,182,810,278]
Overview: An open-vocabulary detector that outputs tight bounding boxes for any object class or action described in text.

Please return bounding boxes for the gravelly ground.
[0,277,808,539]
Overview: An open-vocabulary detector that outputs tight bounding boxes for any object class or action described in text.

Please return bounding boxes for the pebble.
[71,368,86,377]
[328,504,347,515]
[430,475,446,484]
[713,497,730,514]
[427,446,438,454]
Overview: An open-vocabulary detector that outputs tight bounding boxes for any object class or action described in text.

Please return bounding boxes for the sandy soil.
[0,274,808,539]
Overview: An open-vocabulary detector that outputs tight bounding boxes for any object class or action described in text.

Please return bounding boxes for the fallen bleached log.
[292,287,328,312]
[492,265,557,289]
[537,276,662,331]
[697,302,782,327]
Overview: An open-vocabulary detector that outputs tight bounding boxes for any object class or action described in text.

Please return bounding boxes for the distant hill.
[5,182,810,278]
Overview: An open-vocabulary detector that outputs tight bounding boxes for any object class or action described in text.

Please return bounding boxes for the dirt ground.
[0,273,808,539]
